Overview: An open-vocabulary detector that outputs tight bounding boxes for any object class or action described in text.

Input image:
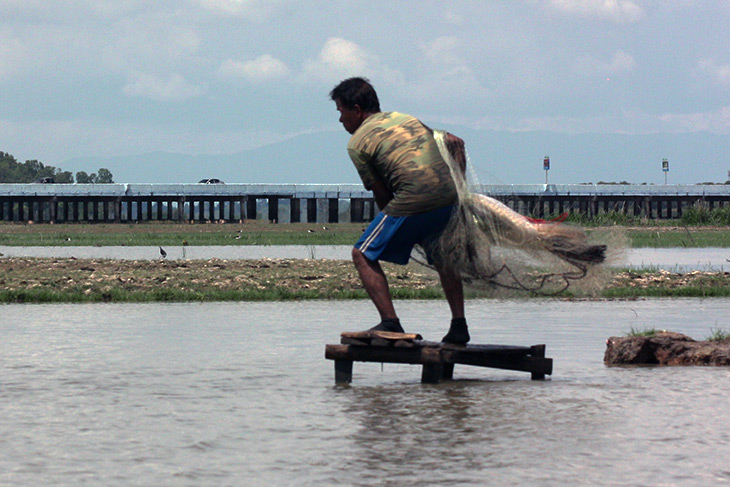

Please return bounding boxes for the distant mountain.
[62,131,359,185]
[62,129,730,185]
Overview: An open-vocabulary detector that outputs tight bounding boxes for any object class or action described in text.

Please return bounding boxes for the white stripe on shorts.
[358,215,388,253]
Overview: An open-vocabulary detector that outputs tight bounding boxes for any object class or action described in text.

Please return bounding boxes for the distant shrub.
[681,203,730,225]
[565,210,638,226]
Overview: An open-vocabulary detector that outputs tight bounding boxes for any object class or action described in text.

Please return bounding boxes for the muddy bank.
[604,332,730,366]
[0,257,438,302]
[2,257,730,302]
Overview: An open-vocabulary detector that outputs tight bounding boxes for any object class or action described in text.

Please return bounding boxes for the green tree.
[55,171,74,183]
[1,151,110,183]
[96,168,114,183]
[0,152,72,183]
[0,152,21,181]
[75,171,92,183]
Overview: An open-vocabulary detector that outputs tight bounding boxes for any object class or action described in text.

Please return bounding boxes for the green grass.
[604,286,730,298]
[0,286,457,304]
[626,327,663,337]
[624,327,730,341]
[4,221,730,247]
[0,222,364,246]
[707,328,730,342]
[625,228,730,248]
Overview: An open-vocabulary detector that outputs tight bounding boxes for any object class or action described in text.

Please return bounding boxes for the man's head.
[330,77,381,134]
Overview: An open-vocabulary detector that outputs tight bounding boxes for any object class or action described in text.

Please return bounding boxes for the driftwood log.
[604,332,730,366]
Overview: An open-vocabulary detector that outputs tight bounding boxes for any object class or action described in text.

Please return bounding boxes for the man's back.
[347,112,457,216]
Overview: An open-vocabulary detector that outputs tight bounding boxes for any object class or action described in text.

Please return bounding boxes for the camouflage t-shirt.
[347,112,457,216]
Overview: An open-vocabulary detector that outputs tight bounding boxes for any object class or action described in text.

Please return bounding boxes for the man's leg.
[436,265,470,344]
[436,266,464,319]
[352,247,403,331]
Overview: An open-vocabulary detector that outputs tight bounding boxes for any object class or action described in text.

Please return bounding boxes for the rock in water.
[604,332,730,366]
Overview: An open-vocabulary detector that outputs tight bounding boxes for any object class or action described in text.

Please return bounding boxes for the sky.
[3,0,730,184]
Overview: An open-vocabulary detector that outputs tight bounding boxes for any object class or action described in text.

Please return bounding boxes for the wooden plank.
[325,344,442,365]
[425,341,533,356]
[340,337,370,346]
[341,331,422,341]
[441,348,552,376]
[341,330,423,347]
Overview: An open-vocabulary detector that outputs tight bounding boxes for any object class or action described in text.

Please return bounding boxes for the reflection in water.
[338,381,621,486]
[342,384,499,485]
[338,370,730,486]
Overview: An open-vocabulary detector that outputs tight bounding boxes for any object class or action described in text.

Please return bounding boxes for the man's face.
[335,99,362,135]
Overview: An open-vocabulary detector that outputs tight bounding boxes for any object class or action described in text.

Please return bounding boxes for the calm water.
[2,299,729,486]
[2,245,730,270]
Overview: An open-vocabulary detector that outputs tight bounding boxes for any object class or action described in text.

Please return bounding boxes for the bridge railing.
[1,183,729,223]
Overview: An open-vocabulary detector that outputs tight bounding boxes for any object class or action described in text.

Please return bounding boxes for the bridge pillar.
[290,198,301,223]
[307,198,317,223]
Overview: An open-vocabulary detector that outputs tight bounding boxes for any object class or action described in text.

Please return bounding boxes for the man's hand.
[445,133,466,175]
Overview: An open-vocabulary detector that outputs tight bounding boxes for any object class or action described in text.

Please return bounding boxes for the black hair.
[329,77,381,112]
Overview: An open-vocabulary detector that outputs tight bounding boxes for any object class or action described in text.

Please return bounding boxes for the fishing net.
[415,130,623,296]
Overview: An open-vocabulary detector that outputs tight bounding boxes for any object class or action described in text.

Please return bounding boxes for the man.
[329,77,470,344]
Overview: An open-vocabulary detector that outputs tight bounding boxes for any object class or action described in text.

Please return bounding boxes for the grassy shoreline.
[2,256,729,304]
[2,221,730,247]
[0,222,365,246]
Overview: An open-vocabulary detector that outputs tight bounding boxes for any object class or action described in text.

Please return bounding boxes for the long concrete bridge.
[1,183,729,224]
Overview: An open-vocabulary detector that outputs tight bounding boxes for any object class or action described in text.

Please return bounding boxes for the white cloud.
[217,55,290,82]
[423,36,464,66]
[444,9,464,26]
[574,50,636,76]
[402,36,485,107]
[194,0,282,21]
[301,37,372,81]
[698,58,730,86]
[658,106,730,133]
[549,0,644,23]
[301,37,403,84]
[469,105,730,135]
[421,36,480,83]
[122,72,206,102]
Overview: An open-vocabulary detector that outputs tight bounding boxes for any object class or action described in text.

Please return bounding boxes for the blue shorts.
[354,205,454,265]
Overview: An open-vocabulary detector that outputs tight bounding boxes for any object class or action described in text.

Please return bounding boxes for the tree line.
[0,151,114,183]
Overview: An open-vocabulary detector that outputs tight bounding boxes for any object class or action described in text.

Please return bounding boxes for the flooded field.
[2,298,729,486]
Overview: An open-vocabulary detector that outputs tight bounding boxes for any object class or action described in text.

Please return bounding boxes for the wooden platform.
[325,331,553,384]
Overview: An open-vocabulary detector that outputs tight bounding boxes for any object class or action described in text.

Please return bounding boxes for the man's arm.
[370,179,393,211]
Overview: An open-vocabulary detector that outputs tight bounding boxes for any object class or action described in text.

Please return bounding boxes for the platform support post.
[421,363,444,384]
[442,363,454,380]
[530,344,546,380]
[334,360,353,384]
